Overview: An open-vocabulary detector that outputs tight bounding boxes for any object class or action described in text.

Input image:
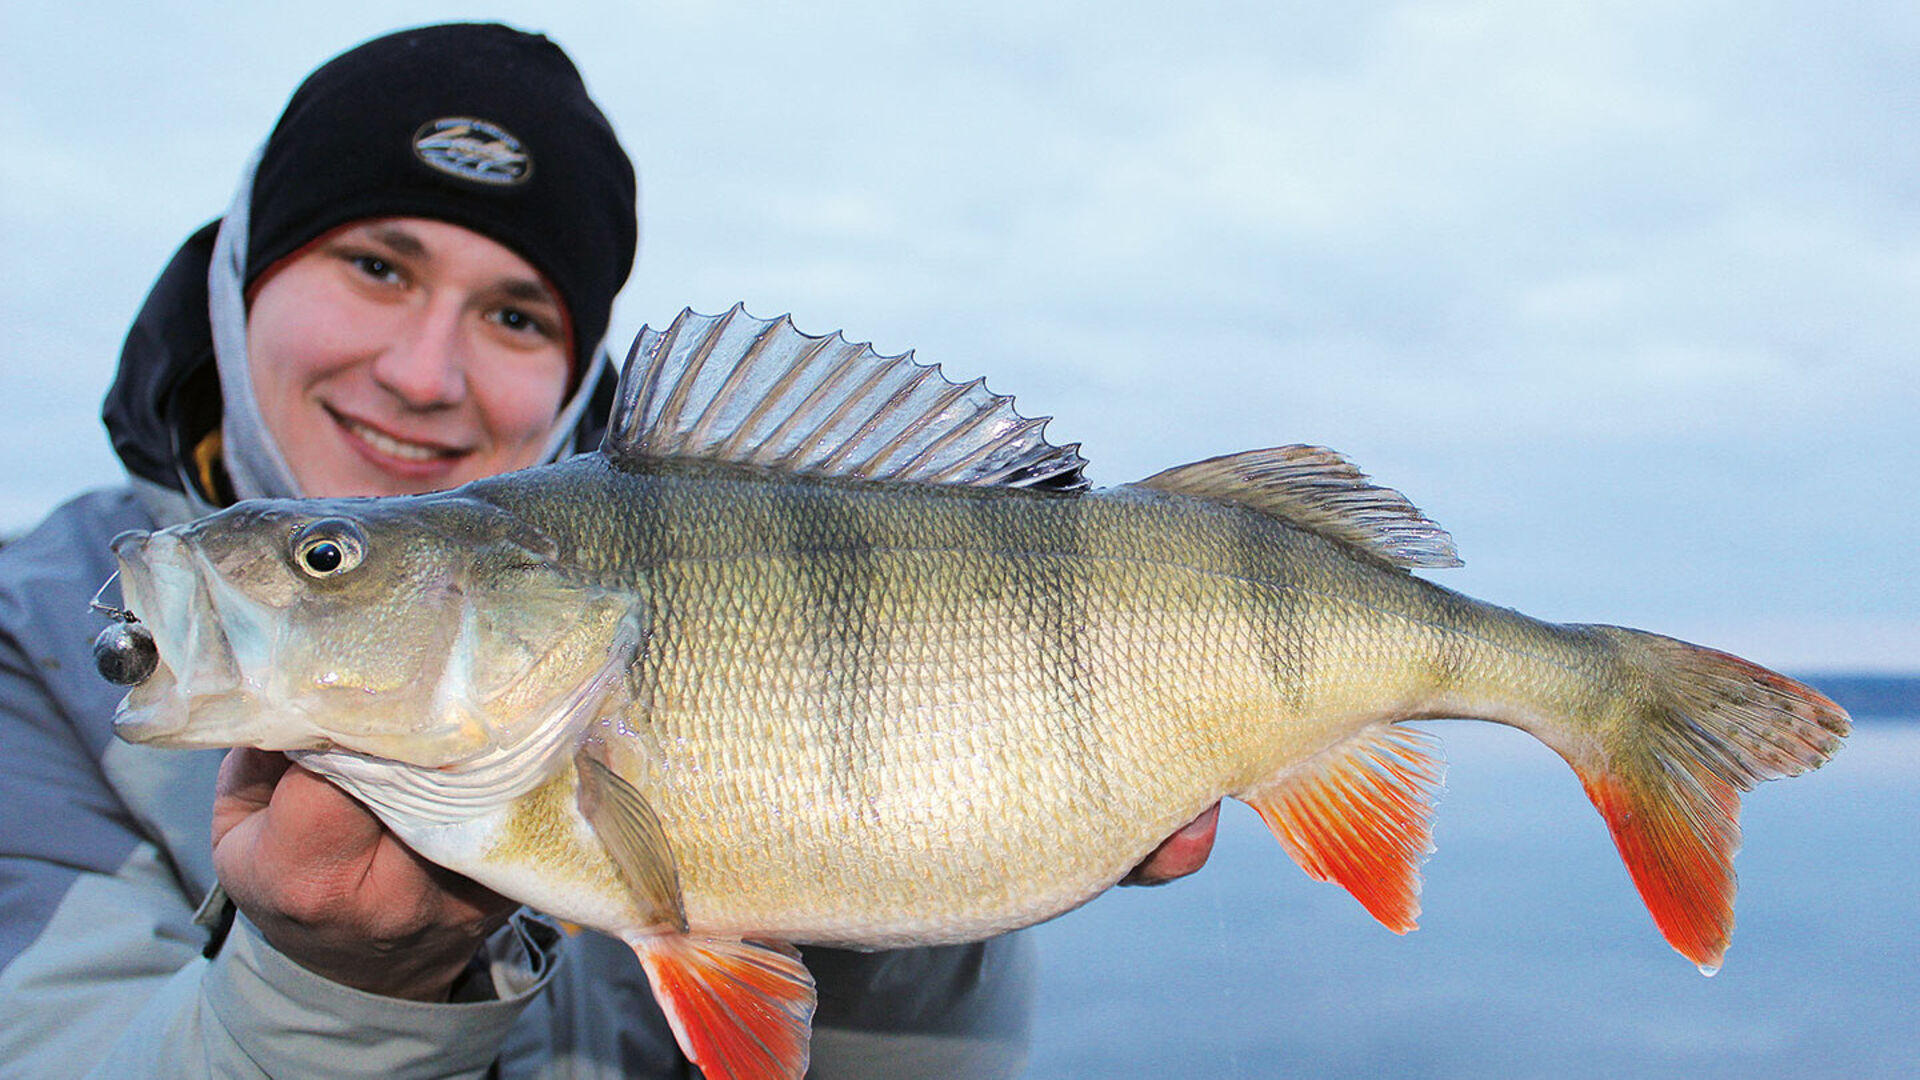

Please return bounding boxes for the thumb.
[212,748,293,845]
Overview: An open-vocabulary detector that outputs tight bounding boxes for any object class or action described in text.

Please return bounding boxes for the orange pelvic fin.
[1241,723,1445,933]
[1559,629,1850,974]
[630,934,817,1080]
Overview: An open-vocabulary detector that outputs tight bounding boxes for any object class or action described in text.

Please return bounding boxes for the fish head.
[109,492,641,768]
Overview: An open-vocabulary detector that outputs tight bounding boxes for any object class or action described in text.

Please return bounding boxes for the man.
[0,22,1213,1078]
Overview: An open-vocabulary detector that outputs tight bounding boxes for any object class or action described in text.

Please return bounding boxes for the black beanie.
[247,23,638,371]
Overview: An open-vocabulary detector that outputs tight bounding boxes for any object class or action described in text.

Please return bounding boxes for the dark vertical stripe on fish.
[1230,506,1310,716]
[779,484,882,807]
[967,490,1108,809]
[1420,588,1477,696]
[618,470,673,728]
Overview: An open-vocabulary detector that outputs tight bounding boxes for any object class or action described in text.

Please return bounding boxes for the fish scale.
[483,460,1445,941]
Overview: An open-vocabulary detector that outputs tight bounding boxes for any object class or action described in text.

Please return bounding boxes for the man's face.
[247,217,574,498]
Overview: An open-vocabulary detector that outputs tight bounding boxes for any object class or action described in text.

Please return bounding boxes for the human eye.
[488,305,558,341]
[347,253,403,285]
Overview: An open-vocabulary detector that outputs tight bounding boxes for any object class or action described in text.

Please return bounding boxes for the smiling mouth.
[332,411,461,463]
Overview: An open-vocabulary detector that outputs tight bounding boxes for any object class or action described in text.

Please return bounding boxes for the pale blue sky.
[4,2,1914,670]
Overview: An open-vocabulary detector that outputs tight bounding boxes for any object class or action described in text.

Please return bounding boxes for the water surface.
[1027,715,1917,1078]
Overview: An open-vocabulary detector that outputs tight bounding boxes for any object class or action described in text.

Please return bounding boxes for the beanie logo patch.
[412,118,533,186]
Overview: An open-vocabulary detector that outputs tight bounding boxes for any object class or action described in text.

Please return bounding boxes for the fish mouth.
[108,529,252,748]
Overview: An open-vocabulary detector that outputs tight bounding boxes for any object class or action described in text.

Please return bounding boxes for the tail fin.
[1557,628,1849,974]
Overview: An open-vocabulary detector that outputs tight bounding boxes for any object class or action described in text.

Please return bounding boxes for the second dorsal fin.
[1137,446,1463,570]
[603,305,1089,491]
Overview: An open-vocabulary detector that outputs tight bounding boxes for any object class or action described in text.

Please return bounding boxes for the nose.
[371,297,469,408]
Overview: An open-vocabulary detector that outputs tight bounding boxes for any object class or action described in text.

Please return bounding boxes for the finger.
[212,748,293,841]
[258,769,506,921]
[1121,801,1221,886]
[407,843,521,924]
[215,761,387,911]
[257,764,387,871]
[217,747,292,807]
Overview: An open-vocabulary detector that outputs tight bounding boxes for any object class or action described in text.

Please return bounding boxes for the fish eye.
[291,519,368,579]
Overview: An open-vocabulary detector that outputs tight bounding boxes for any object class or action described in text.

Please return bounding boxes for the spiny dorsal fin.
[1241,723,1447,933]
[603,305,1089,490]
[1138,446,1462,570]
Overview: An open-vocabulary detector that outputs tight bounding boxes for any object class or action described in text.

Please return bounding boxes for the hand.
[1120,802,1220,886]
[211,748,518,1001]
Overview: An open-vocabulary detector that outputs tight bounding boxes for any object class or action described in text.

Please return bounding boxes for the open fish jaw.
[109,529,255,747]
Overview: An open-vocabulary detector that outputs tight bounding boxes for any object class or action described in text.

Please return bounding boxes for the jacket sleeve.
[494,928,1036,1079]
[85,913,565,1079]
[0,598,196,1076]
[801,935,1036,1079]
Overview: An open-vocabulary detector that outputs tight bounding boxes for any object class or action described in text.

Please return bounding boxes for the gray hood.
[205,148,612,507]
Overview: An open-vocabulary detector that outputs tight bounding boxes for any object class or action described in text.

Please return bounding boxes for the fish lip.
[107,530,185,743]
[107,529,249,746]
[110,680,186,744]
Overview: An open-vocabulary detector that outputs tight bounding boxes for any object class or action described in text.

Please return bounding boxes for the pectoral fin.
[575,748,686,932]
[576,749,817,1077]
[1241,723,1446,933]
[628,933,817,1080]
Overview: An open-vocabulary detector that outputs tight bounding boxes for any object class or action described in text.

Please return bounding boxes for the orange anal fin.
[631,934,816,1080]
[1241,723,1445,933]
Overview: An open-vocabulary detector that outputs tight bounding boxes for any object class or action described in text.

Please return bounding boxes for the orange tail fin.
[630,934,817,1080]
[1558,628,1850,973]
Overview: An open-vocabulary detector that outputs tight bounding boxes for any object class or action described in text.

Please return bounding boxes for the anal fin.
[631,934,817,1080]
[1241,723,1446,933]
